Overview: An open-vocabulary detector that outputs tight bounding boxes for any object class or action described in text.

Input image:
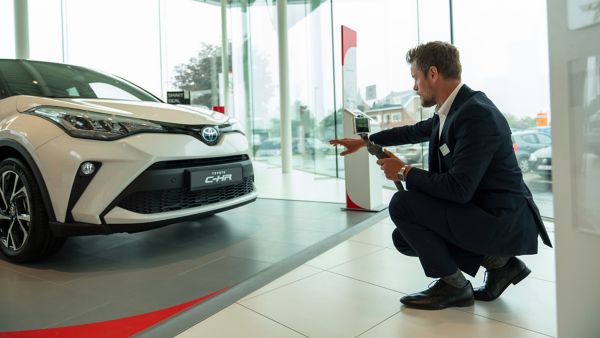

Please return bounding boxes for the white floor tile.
[349,220,396,247]
[520,249,556,282]
[468,277,557,337]
[241,264,323,302]
[175,303,305,338]
[254,161,345,203]
[358,307,549,338]
[240,271,402,338]
[306,241,385,270]
[253,161,396,205]
[330,247,432,295]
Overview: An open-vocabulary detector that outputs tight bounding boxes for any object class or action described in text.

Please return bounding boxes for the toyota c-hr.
[0,59,256,262]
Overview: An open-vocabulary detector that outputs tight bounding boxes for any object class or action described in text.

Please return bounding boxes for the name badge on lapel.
[439,144,450,156]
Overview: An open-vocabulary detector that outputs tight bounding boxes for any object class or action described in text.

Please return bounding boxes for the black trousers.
[389,190,484,278]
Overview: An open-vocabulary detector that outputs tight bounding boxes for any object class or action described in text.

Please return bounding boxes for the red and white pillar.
[341,26,384,211]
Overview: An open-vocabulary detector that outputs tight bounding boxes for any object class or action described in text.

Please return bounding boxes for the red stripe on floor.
[0,286,229,338]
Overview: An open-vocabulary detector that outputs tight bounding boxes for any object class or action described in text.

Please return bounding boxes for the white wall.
[548,0,600,337]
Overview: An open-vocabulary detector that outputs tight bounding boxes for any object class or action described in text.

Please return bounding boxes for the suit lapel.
[429,116,441,172]
[429,85,473,172]
[429,85,474,173]
[439,84,472,140]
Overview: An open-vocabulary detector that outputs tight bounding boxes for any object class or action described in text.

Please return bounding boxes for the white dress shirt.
[436,82,464,139]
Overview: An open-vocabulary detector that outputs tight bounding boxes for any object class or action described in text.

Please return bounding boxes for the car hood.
[533,146,552,157]
[15,96,227,125]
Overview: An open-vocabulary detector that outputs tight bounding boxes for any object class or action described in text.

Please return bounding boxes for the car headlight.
[26,106,166,140]
[219,119,245,135]
[529,153,538,161]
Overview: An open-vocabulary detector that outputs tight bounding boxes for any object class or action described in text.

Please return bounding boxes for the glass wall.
[417,0,452,43]
[28,0,62,62]
[332,0,449,188]
[453,0,552,217]
[2,0,225,103]
[228,1,251,140]
[240,0,280,162]
[162,0,224,109]
[411,0,452,173]
[238,1,337,177]
[238,0,451,178]
[62,0,162,97]
[286,1,336,176]
[0,0,15,58]
[2,0,553,216]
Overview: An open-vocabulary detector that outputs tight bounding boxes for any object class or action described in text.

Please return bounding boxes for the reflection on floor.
[253,161,347,203]
[0,198,383,332]
[176,218,557,338]
[252,159,554,218]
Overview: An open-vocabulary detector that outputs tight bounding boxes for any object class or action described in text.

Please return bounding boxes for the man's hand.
[329,138,365,156]
[377,149,406,181]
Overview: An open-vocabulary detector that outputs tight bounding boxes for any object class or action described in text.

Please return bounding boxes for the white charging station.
[341,25,385,212]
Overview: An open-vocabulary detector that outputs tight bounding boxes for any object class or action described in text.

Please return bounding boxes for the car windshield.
[0,59,160,102]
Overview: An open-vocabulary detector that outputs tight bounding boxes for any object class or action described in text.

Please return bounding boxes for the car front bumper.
[33,130,256,229]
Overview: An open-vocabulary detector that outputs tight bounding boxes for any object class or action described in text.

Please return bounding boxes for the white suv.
[0,59,257,262]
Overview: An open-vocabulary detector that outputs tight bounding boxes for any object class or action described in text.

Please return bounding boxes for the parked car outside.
[511,129,552,172]
[255,137,330,157]
[528,146,552,180]
[584,110,600,155]
[395,144,424,165]
[0,59,257,262]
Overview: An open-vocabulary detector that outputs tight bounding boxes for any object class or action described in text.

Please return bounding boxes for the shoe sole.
[400,297,474,310]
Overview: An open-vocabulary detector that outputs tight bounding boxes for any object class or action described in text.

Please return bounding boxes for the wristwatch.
[396,165,409,181]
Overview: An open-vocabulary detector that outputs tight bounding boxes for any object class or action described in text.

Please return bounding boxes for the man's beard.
[420,96,436,108]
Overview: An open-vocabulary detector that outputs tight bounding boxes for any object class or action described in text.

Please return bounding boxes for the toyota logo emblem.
[201,126,220,144]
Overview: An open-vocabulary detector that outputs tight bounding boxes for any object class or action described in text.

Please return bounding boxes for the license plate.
[537,165,552,170]
[188,167,242,190]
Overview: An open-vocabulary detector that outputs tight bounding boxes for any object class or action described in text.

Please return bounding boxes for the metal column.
[277,0,292,173]
[241,0,254,147]
[14,0,29,59]
[220,0,230,114]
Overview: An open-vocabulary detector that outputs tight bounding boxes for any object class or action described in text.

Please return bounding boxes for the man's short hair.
[406,41,462,80]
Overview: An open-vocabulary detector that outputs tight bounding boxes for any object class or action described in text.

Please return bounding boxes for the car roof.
[512,129,544,135]
[0,58,88,70]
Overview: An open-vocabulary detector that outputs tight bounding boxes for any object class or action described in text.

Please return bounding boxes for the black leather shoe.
[474,257,531,301]
[400,280,474,310]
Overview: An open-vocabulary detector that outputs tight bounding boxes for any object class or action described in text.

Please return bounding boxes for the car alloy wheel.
[0,169,31,251]
[518,157,530,173]
[0,158,65,262]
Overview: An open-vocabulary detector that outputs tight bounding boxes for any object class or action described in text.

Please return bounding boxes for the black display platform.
[0,198,386,333]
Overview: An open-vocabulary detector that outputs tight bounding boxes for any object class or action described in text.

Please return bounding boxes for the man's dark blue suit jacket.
[370,85,552,256]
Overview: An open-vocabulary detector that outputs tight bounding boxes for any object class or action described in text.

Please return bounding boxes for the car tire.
[541,172,552,181]
[0,158,65,263]
[518,156,530,173]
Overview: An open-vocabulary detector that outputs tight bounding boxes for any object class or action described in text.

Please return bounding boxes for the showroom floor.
[151,162,558,338]
[0,161,556,337]
[140,162,556,338]
[169,218,556,338]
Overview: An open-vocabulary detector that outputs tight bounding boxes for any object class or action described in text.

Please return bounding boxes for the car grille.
[148,155,249,170]
[117,176,255,214]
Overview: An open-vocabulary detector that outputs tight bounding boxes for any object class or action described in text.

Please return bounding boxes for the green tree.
[503,112,536,130]
[171,43,275,132]
[171,43,230,107]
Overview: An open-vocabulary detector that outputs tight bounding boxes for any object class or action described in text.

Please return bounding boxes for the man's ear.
[428,66,439,81]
